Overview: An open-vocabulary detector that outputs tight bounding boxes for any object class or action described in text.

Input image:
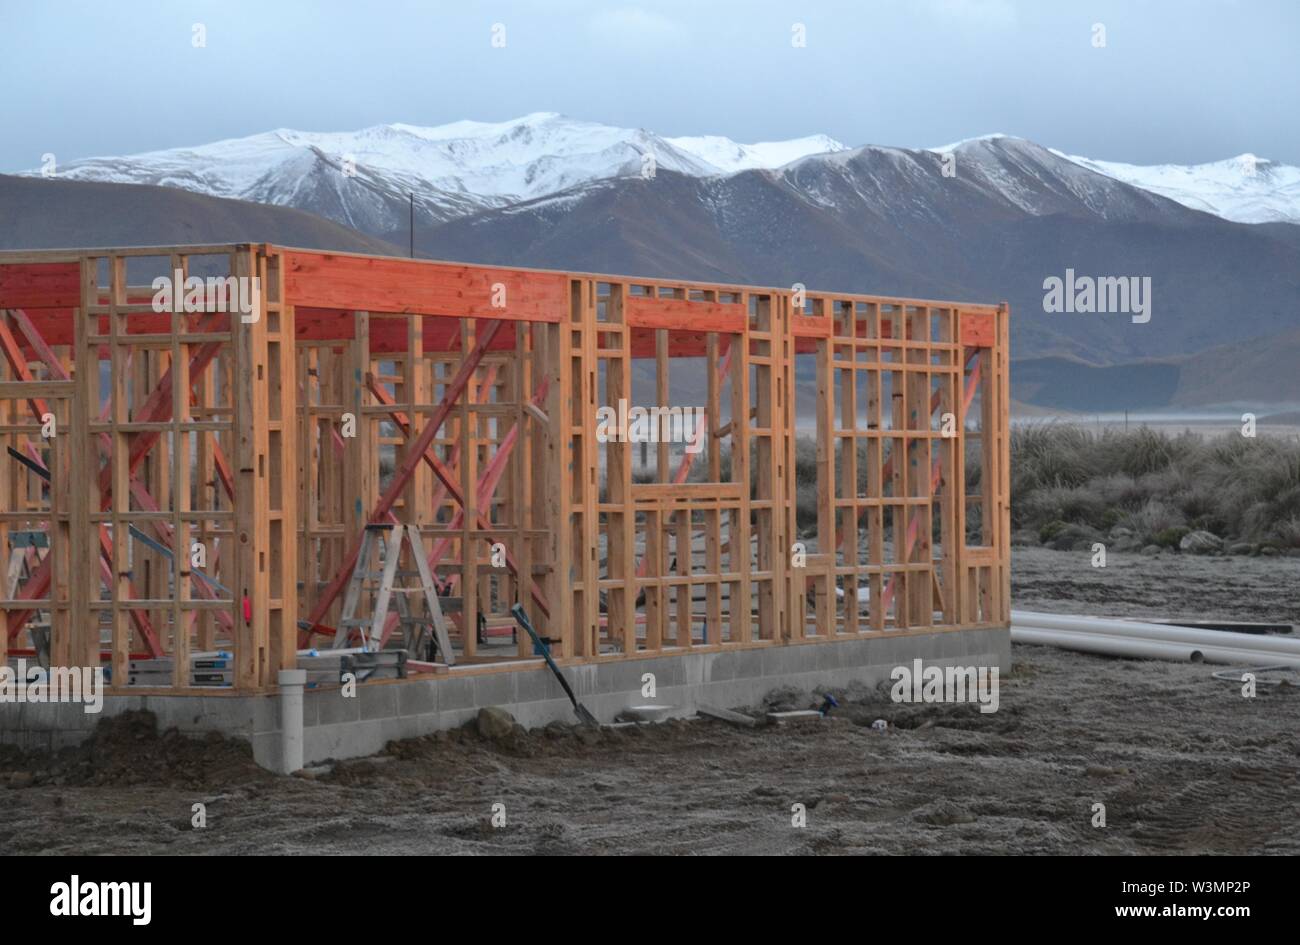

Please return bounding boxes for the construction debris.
[765,710,825,725]
[696,703,759,728]
[127,653,232,688]
[617,704,676,723]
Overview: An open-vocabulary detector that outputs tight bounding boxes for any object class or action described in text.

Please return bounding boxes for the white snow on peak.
[36,113,847,217]
[665,133,848,173]
[1053,149,1300,224]
[26,115,1300,227]
[919,135,1300,224]
[926,133,1012,154]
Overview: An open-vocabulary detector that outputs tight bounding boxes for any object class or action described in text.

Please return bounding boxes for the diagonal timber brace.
[0,311,164,652]
[94,312,229,501]
[300,319,506,641]
[3,307,237,647]
[369,375,552,648]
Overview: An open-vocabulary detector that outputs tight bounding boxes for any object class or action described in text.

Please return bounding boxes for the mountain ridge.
[6,118,1298,410]
[22,113,1300,227]
[407,145,1299,369]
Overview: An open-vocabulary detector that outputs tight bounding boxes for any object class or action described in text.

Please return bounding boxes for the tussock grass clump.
[1006,424,1300,549]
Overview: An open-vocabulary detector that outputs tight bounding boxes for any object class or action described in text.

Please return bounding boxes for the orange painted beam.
[792,313,832,338]
[291,308,520,352]
[624,296,746,333]
[0,263,80,308]
[961,310,995,347]
[627,328,724,359]
[283,251,567,323]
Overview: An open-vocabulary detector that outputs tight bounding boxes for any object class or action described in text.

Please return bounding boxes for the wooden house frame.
[0,244,1009,694]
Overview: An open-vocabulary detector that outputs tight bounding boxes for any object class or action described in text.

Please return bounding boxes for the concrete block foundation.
[1,627,1009,773]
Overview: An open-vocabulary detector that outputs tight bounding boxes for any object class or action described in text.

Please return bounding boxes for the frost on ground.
[1011,545,1299,623]
[0,549,1296,856]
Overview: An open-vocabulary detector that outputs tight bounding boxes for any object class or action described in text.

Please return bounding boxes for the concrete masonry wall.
[1,627,1010,773]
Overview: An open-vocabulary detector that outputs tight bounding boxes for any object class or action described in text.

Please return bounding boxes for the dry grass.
[1004,423,1300,549]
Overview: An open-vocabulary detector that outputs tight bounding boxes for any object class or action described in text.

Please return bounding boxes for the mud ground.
[1,548,1297,855]
[1011,544,1300,624]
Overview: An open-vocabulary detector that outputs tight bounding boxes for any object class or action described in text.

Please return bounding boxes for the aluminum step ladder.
[334,523,455,665]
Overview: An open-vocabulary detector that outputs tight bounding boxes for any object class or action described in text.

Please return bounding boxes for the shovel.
[510,603,598,726]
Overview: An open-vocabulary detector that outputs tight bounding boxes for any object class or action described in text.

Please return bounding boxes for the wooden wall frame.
[0,244,1010,693]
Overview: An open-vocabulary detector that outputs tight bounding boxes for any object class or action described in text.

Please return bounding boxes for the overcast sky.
[1,0,1295,172]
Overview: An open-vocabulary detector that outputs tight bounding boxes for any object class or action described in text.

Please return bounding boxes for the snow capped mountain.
[10,116,1299,403]
[24,113,1298,231]
[664,133,848,173]
[777,135,1183,225]
[926,132,1012,153]
[925,137,1300,225]
[33,113,848,229]
[1052,150,1300,225]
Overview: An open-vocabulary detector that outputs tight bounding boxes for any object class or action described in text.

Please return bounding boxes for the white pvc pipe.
[1012,610,1300,657]
[276,668,307,775]
[1011,626,1300,667]
[1011,627,1206,662]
